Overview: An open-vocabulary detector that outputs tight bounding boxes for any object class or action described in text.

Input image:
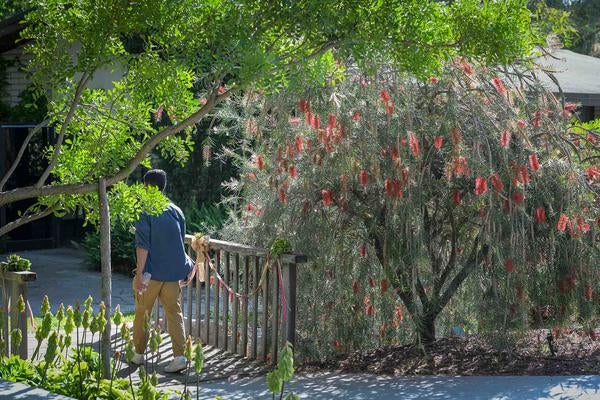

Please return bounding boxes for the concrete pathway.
[3,248,135,315]
[191,373,600,400]
[0,380,74,399]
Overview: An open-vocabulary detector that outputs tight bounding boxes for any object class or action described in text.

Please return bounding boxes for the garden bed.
[299,330,600,376]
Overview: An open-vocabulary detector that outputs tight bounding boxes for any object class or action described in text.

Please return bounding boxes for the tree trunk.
[98,178,112,378]
[418,312,437,344]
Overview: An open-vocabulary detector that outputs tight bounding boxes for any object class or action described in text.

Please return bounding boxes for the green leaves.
[266,342,296,397]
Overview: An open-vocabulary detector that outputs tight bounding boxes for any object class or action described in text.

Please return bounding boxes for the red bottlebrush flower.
[255,207,263,217]
[365,303,375,317]
[278,188,287,204]
[564,102,577,112]
[557,214,569,232]
[313,115,321,130]
[333,340,341,351]
[505,259,514,273]
[368,277,375,288]
[288,165,297,179]
[561,109,572,118]
[288,116,301,126]
[352,280,360,294]
[327,113,337,129]
[302,200,311,214]
[199,98,208,106]
[430,76,439,84]
[433,136,443,149]
[409,132,421,157]
[491,77,507,95]
[475,176,487,196]
[587,166,600,181]
[575,216,590,233]
[390,145,399,161]
[516,286,525,299]
[460,62,474,76]
[255,155,265,170]
[517,119,527,129]
[351,110,362,121]
[511,191,524,205]
[379,90,391,103]
[587,133,597,144]
[321,189,333,207]
[451,128,462,146]
[490,173,504,193]
[532,111,541,128]
[529,154,540,172]
[500,130,511,148]
[359,243,367,258]
[285,144,295,159]
[358,170,369,186]
[305,111,313,126]
[209,276,215,286]
[380,279,389,294]
[452,156,469,177]
[534,207,547,224]
[452,189,461,205]
[585,284,593,301]
[518,165,530,185]
[379,323,387,338]
[295,136,304,152]
[298,99,309,112]
[503,199,511,213]
[385,104,395,114]
[384,179,394,197]
[245,203,255,212]
[218,85,226,95]
[394,305,403,323]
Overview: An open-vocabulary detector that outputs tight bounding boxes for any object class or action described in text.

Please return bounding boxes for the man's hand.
[133,273,146,293]
[180,265,197,287]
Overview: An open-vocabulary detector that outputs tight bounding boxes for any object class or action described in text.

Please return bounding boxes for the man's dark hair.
[143,169,167,192]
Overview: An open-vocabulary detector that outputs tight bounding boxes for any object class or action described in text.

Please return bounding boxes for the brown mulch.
[299,330,600,376]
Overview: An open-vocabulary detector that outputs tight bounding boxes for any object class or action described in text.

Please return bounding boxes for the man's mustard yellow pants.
[133,280,185,357]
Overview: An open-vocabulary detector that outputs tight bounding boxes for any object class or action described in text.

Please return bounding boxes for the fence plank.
[241,255,249,357]
[214,251,221,348]
[203,258,210,344]
[260,264,269,361]
[232,253,239,354]
[223,251,230,351]
[195,256,201,338]
[186,247,193,336]
[283,263,297,347]
[271,261,280,365]
[251,256,259,359]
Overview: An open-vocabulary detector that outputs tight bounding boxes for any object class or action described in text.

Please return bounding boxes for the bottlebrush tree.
[222,61,599,350]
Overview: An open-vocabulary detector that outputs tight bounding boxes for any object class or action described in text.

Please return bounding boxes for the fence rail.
[0,270,37,359]
[153,236,306,365]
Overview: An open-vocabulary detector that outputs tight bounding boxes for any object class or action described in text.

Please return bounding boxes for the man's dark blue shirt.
[135,202,192,282]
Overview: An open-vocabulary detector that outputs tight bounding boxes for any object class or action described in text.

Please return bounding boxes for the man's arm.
[134,214,150,291]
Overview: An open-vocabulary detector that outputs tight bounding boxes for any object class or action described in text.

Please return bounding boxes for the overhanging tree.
[223,62,599,347]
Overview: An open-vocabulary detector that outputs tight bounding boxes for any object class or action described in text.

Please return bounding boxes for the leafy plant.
[0,254,31,272]
[80,225,135,274]
[185,203,228,236]
[266,343,299,400]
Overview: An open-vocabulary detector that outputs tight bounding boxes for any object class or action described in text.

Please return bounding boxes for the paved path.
[3,248,135,315]
[0,380,74,399]
[192,373,600,400]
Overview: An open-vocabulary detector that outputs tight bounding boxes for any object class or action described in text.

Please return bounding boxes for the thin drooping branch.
[36,72,91,187]
[0,206,56,237]
[0,88,232,209]
[0,119,49,191]
[434,209,457,297]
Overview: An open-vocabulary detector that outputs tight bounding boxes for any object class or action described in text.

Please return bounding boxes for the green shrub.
[0,254,32,272]
[185,203,228,236]
[80,225,135,275]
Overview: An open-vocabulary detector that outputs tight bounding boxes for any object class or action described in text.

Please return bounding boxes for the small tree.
[223,61,599,348]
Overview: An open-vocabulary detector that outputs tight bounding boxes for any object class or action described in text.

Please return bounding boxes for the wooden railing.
[0,270,37,358]
[152,236,306,365]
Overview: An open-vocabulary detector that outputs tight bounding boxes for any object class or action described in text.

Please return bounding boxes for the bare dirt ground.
[299,329,600,376]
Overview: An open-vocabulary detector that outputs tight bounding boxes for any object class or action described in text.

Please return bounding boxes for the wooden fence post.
[1,270,37,359]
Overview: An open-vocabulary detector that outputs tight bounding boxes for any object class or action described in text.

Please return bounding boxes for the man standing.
[131,169,195,373]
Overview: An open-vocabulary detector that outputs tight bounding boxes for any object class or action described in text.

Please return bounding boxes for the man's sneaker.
[164,356,188,373]
[131,352,144,365]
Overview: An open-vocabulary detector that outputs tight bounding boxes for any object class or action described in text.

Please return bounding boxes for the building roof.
[535,49,600,106]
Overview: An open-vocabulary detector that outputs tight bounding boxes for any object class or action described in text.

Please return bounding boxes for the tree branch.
[0,206,56,237]
[0,88,233,207]
[0,120,49,191]
[36,72,91,187]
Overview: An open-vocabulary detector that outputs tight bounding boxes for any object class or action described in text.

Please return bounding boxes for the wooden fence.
[152,236,306,365]
[0,270,37,359]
